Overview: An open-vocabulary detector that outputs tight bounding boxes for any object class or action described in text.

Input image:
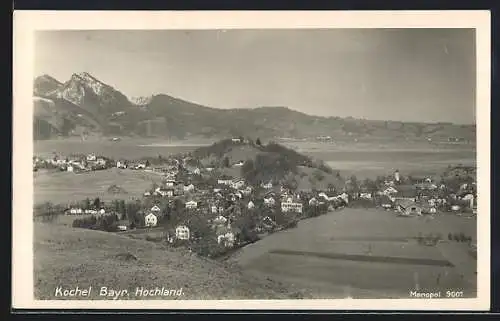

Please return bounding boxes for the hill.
[34,222,306,300]
[191,139,344,190]
[33,73,476,142]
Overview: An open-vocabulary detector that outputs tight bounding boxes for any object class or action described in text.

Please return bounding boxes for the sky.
[35,29,476,124]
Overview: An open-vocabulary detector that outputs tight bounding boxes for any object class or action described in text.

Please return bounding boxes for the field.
[34,168,164,204]
[34,222,307,300]
[229,208,477,298]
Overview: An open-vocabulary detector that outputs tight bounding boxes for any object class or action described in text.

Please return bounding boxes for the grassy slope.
[34,222,308,300]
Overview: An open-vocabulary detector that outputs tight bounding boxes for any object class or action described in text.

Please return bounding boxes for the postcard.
[12,10,490,310]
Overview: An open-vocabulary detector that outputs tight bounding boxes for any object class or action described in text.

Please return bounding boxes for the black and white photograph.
[12,11,490,310]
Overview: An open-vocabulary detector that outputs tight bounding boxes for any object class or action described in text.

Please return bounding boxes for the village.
[33,138,478,258]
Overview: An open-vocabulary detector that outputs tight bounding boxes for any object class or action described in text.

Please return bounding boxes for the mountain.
[33,74,62,96]
[33,73,476,142]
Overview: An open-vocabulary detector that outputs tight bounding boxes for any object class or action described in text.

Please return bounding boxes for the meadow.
[230,208,477,298]
[34,168,163,204]
[34,222,306,300]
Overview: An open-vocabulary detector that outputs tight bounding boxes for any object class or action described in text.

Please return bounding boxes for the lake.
[34,139,475,179]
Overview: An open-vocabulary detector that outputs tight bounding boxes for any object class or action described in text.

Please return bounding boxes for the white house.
[264,196,276,207]
[145,213,158,227]
[96,157,106,166]
[359,192,372,200]
[69,208,83,215]
[165,179,176,187]
[383,186,398,195]
[318,192,330,201]
[183,184,195,192]
[281,198,303,213]
[67,165,74,172]
[241,186,253,196]
[232,160,245,167]
[175,225,190,240]
[230,178,245,190]
[262,181,273,189]
[192,167,201,175]
[150,205,161,213]
[217,231,235,247]
[247,201,255,209]
[117,225,127,231]
[185,200,198,209]
[462,194,475,208]
[218,178,233,186]
[211,205,219,214]
[116,160,127,169]
[155,187,174,197]
[213,215,228,225]
[308,197,319,206]
[394,170,401,183]
[86,153,96,161]
[231,138,242,143]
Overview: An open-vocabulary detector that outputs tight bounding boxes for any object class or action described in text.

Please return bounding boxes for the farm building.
[144,213,158,227]
[396,200,423,216]
[175,225,190,240]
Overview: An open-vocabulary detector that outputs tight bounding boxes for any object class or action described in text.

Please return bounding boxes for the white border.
[12,10,491,310]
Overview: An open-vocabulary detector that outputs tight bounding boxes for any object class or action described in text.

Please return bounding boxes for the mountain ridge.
[32,73,476,142]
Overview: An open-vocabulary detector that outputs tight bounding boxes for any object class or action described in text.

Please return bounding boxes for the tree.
[256,138,262,146]
[222,156,230,168]
[93,197,101,209]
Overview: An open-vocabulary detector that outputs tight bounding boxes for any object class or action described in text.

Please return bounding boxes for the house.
[116,160,127,169]
[247,201,255,209]
[213,215,228,225]
[86,153,96,161]
[144,213,158,227]
[183,184,195,192]
[165,179,176,187]
[144,191,151,197]
[67,165,74,172]
[359,192,372,200]
[281,197,303,213]
[192,167,201,175]
[232,160,245,167]
[379,195,393,209]
[218,178,233,186]
[318,192,330,201]
[261,216,276,229]
[68,208,83,215]
[308,197,319,206]
[185,200,198,209]
[150,205,161,213]
[211,205,219,214]
[155,187,174,197]
[461,194,475,208]
[231,138,242,143]
[264,196,276,207]
[230,178,245,190]
[383,186,398,196]
[96,157,106,166]
[234,191,243,199]
[117,225,127,231]
[394,170,401,183]
[241,186,253,196]
[396,200,422,216]
[175,225,190,240]
[262,181,273,189]
[216,225,236,247]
